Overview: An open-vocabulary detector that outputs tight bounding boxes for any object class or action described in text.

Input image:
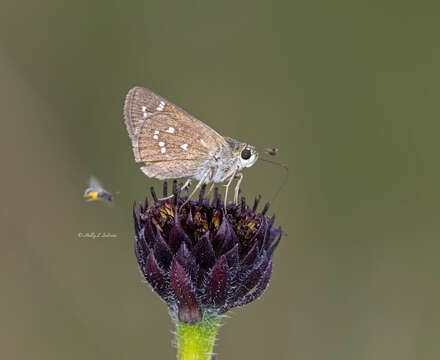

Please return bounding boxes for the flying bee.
[83,176,114,203]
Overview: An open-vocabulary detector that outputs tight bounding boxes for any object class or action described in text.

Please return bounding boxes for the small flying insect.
[124,87,281,208]
[83,176,114,203]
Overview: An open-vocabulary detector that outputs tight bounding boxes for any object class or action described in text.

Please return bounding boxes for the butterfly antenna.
[259,157,288,204]
[264,147,279,156]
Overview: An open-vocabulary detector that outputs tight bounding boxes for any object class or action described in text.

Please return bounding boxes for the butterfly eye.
[241,148,252,160]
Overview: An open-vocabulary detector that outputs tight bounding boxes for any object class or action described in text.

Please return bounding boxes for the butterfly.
[124,87,265,208]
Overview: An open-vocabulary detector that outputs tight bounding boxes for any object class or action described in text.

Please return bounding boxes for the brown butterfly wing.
[124,87,230,179]
[140,160,203,180]
[126,87,192,137]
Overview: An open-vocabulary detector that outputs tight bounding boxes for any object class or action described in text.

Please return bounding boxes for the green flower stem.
[175,311,220,360]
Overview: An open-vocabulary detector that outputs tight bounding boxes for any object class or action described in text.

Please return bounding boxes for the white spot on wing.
[159,141,165,147]
[180,143,188,150]
[134,120,144,135]
[137,120,144,128]
[141,105,150,118]
[166,127,175,133]
[154,130,160,135]
[153,135,158,140]
[161,147,166,154]
[156,101,165,111]
[200,139,207,147]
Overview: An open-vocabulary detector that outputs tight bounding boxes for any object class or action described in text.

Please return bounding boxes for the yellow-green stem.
[175,311,220,360]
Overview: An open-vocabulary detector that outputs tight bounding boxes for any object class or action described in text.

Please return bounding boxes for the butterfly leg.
[159,179,192,200]
[233,172,243,205]
[180,170,211,209]
[204,183,216,198]
[180,179,192,192]
[223,168,238,210]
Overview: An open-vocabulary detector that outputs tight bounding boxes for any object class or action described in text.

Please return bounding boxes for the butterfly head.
[238,144,258,169]
[224,137,259,170]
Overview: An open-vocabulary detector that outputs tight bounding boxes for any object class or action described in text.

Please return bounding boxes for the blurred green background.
[1,1,439,359]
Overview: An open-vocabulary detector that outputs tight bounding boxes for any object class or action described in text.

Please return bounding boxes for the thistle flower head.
[133,181,284,324]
